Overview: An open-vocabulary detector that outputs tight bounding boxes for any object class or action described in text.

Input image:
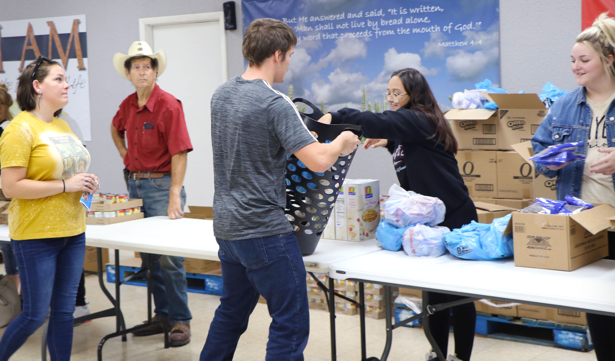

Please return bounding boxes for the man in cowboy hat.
[110,41,193,347]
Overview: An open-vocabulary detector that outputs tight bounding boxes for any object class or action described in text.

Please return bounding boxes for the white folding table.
[329,250,615,361]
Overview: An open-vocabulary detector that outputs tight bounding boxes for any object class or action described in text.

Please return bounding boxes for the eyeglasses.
[383,92,407,103]
[31,56,54,79]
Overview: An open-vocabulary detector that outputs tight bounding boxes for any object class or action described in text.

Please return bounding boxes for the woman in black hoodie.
[320,68,477,361]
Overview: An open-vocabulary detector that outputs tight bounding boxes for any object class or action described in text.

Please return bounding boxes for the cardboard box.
[345,180,380,242]
[90,198,143,212]
[323,208,336,239]
[475,299,518,317]
[83,246,110,273]
[399,287,422,299]
[552,309,587,325]
[496,151,533,199]
[85,212,144,225]
[0,201,10,224]
[456,151,498,198]
[508,204,615,271]
[183,259,220,274]
[446,109,499,150]
[485,93,547,149]
[510,141,557,199]
[474,202,516,224]
[335,180,351,240]
[494,198,532,210]
[184,206,212,219]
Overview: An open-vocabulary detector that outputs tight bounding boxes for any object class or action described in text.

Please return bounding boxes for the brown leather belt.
[130,171,171,179]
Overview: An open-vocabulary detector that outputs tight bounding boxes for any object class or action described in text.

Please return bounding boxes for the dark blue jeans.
[0,233,85,361]
[200,233,309,361]
[128,175,192,324]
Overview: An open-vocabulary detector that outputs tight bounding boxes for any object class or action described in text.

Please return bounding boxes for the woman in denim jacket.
[532,13,615,361]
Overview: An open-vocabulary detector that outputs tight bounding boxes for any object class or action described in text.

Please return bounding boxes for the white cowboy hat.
[113,41,167,80]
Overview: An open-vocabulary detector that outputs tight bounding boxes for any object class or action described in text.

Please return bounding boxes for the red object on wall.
[582,0,615,30]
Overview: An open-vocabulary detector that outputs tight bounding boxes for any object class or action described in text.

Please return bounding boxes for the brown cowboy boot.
[169,323,191,347]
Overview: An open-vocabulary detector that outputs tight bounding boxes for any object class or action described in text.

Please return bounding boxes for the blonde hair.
[577,12,615,79]
[0,83,13,121]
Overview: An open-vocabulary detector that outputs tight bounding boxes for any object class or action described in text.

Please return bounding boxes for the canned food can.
[92,193,101,203]
[87,211,95,217]
[104,211,116,218]
[125,208,133,216]
[94,211,103,218]
[118,209,125,217]
[133,207,141,214]
[106,195,117,204]
[118,195,128,203]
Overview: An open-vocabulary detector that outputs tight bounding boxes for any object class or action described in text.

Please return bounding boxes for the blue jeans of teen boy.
[0,233,85,361]
[200,232,309,361]
[128,174,192,325]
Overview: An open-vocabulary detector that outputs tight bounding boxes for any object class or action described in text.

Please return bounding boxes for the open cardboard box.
[504,203,615,271]
[510,141,557,199]
[446,94,547,150]
[474,201,516,224]
[0,201,9,224]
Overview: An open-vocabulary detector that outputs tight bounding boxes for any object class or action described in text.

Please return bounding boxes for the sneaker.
[425,351,463,361]
[73,304,91,326]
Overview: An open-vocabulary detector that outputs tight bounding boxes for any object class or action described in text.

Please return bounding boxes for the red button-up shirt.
[112,84,193,172]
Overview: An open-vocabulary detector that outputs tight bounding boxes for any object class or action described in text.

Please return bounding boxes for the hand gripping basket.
[285,98,362,255]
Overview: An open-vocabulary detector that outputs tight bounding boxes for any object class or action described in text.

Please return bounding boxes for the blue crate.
[475,314,592,352]
[393,307,422,328]
[106,264,223,296]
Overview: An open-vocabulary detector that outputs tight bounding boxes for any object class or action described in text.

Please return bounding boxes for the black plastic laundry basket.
[285,98,362,255]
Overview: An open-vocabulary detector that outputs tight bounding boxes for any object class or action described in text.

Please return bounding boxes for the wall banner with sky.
[0,15,91,140]
[243,0,500,112]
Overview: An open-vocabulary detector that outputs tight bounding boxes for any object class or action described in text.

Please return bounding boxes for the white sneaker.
[73,304,91,326]
[425,351,463,361]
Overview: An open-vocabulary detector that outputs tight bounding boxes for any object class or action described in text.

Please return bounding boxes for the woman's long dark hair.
[391,68,458,154]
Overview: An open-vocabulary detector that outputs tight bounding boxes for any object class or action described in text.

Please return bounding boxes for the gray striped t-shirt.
[211,76,316,240]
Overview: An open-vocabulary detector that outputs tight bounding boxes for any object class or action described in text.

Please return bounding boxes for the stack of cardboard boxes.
[445,93,556,209]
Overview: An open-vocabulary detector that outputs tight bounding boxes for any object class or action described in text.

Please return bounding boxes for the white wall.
[1,0,582,196]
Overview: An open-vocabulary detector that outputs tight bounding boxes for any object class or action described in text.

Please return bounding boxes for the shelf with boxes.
[86,196,143,225]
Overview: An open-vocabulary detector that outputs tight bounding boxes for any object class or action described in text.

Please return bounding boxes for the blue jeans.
[0,233,85,361]
[200,233,309,361]
[0,242,18,275]
[128,175,191,324]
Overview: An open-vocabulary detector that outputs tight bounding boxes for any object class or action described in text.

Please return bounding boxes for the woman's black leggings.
[426,292,476,361]
[76,272,86,307]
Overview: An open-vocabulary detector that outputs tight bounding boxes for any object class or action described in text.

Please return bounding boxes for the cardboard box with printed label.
[335,180,351,241]
[507,204,615,271]
[323,207,336,239]
[398,288,422,299]
[475,299,518,317]
[510,141,558,199]
[495,198,532,209]
[496,151,533,199]
[345,180,380,242]
[446,109,499,150]
[517,304,587,325]
[474,202,516,224]
[455,151,498,198]
[485,93,547,149]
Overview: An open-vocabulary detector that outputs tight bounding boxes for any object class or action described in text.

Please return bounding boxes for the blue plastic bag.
[402,224,450,257]
[475,79,507,94]
[443,214,514,260]
[375,219,411,252]
[529,142,585,166]
[539,82,568,108]
[565,195,594,210]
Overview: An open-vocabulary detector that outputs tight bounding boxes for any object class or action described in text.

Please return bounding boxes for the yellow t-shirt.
[0,111,90,240]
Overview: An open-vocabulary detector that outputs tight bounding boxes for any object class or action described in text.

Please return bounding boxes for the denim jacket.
[531,87,615,200]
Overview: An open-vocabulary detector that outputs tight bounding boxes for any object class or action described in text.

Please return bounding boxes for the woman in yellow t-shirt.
[0,56,100,360]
